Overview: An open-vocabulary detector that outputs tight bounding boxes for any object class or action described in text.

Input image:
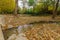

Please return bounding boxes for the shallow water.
[3,23,60,40]
[3,24,33,40]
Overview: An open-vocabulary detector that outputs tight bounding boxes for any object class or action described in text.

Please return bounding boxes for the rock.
[0,25,5,40]
[0,16,5,26]
[23,24,33,28]
[7,33,28,40]
[16,33,28,40]
[8,25,13,29]
[7,34,17,40]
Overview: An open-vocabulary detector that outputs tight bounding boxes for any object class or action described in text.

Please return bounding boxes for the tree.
[0,0,15,13]
[22,0,26,9]
[22,0,27,14]
[15,0,18,14]
[28,0,37,13]
[28,0,34,6]
[52,0,59,19]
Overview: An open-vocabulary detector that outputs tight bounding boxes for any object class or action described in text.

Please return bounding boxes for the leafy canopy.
[28,0,34,6]
[0,0,15,12]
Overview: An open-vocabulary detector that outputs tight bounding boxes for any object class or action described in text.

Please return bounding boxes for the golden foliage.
[0,0,15,12]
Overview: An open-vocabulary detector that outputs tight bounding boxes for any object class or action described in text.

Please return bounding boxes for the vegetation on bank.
[0,0,60,16]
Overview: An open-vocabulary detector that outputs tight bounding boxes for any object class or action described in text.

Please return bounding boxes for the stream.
[3,22,60,40]
[3,24,33,40]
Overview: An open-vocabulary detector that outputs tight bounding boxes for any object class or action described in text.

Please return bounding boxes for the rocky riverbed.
[3,23,60,40]
[0,14,60,40]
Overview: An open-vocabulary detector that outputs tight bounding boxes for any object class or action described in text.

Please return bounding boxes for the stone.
[0,25,5,40]
[7,34,17,40]
[7,33,28,40]
[16,33,28,40]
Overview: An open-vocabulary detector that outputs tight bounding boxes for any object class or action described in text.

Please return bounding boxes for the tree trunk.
[22,0,26,14]
[15,0,18,14]
[22,0,26,9]
[52,0,59,19]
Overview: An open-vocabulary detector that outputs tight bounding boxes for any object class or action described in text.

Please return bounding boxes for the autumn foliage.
[0,0,15,13]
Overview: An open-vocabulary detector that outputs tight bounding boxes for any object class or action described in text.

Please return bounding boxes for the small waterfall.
[17,24,33,33]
